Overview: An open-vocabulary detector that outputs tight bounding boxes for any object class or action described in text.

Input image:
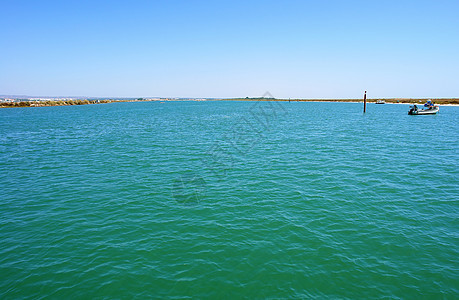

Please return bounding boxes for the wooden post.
[363,90,367,113]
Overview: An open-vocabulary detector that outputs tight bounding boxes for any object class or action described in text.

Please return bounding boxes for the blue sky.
[1,0,458,98]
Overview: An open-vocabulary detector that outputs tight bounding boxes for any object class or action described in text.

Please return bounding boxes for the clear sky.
[1,0,458,98]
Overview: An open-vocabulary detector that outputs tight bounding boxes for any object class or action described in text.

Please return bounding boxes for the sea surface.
[0,101,458,298]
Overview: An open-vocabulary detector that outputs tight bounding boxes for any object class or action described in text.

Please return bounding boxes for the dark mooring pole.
[363,90,367,113]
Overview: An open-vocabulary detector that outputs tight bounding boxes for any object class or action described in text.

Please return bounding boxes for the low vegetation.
[0,99,112,108]
[226,98,459,104]
[1,98,458,108]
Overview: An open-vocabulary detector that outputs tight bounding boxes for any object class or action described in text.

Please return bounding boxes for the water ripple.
[0,102,458,298]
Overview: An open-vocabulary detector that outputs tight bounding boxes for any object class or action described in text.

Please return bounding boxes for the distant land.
[225,97,459,104]
[1,96,458,108]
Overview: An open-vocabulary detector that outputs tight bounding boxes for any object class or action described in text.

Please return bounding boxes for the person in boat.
[424,100,433,109]
[413,104,418,111]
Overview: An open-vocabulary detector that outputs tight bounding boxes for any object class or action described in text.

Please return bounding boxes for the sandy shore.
[223,98,459,105]
[2,98,458,108]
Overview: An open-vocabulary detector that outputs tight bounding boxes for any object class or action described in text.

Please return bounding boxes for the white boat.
[376,100,385,104]
[408,104,439,115]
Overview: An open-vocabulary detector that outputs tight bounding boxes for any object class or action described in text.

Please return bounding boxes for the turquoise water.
[0,101,458,298]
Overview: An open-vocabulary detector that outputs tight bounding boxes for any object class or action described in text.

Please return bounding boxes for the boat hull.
[408,107,439,115]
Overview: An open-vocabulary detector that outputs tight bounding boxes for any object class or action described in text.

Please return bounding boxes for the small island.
[1,97,458,108]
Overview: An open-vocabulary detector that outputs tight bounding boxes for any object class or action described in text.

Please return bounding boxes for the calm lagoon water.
[0,101,458,298]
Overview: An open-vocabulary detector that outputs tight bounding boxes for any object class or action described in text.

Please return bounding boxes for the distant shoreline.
[222,98,459,105]
[1,97,458,108]
[0,99,127,108]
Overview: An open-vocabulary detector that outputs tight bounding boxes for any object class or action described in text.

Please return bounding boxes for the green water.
[1,101,458,298]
